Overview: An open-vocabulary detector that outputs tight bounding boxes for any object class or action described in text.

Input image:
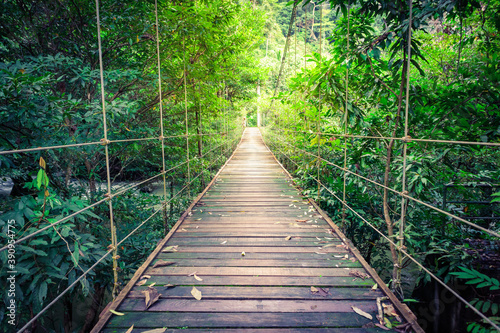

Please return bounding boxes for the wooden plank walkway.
[93,127,422,332]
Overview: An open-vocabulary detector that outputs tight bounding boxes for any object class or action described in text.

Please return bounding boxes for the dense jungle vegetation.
[262,0,500,332]
[0,0,498,332]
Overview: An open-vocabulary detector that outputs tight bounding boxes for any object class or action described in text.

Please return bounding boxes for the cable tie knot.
[100,138,111,146]
[402,135,412,143]
[112,255,120,260]
[401,190,409,196]
[159,135,165,141]
[104,192,112,201]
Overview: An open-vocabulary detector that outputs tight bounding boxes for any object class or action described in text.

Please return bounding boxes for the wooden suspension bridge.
[92,128,422,332]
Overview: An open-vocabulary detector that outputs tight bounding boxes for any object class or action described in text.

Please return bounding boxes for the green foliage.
[1,0,266,330]
[262,0,500,328]
[451,267,500,333]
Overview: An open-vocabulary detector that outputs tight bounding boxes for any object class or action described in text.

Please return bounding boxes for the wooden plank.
[161,246,347,253]
[106,312,373,328]
[103,328,385,333]
[157,252,348,260]
[117,299,378,313]
[166,239,341,247]
[128,286,382,300]
[142,275,375,287]
[149,258,362,268]
[145,266,363,277]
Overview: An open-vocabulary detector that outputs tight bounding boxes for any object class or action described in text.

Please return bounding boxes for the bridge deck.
[93,128,420,332]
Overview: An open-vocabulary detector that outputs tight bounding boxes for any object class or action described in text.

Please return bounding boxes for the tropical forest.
[0,0,499,332]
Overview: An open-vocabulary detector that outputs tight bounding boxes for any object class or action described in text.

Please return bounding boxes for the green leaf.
[36,169,43,190]
[477,282,491,289]
[39,281,48,303]
[482,301,491,313]
[466,278,484,285]
[72,242,80,267]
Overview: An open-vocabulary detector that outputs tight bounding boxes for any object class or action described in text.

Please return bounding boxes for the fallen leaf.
[220,240,227,244]
[384,317,393,329]
[321,244,337,249]
[142,328,167,333]
[141,274,151,279]
[165,284,175,288]
[142,286,161,310]
[352,306,373,320]
[153,260,175,268]
[191,286,202,300]
[314,252,327,255]
[310,305,317,310]
[349,257,357,262]
[310,286,319,293]
[125,325,134,333]
[371,283,378,291]
[285,236,292,241]
[317,287,330,297]
[241,251,245,256]
[162,246,178,253]
[181,228,188,232]
[149,282,156,287]
[208,212,212,215]
[349,270,370,279]
[382,303,399,318]
[109,309,125,316]
[194,274,203,281]
[196,218,202,221]
[296,219,307,222]
[136,279,148,286]
[316,237,321,241]
[188,272,197,276]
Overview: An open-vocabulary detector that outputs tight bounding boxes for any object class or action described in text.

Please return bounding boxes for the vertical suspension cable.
[342,6,351,232]
[183,37,191,194]
[198,83,204,188]
[316,5,323,199]
[95,0,118,298]
[396,0,413,297]
[155,0,168,235]
[304,4,307,69]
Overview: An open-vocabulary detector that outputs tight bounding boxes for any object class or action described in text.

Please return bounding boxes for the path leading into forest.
[92,127,421,332]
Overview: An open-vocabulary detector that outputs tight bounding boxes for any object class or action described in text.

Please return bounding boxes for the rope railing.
[0,132,229,156]
[279,128,500,147]
[265,131,500,331]
[14,133,238,333]
[270,133,500,238]
[3,0,242,330]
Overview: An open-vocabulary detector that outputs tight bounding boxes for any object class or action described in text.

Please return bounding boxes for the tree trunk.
[383,56,407,292]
